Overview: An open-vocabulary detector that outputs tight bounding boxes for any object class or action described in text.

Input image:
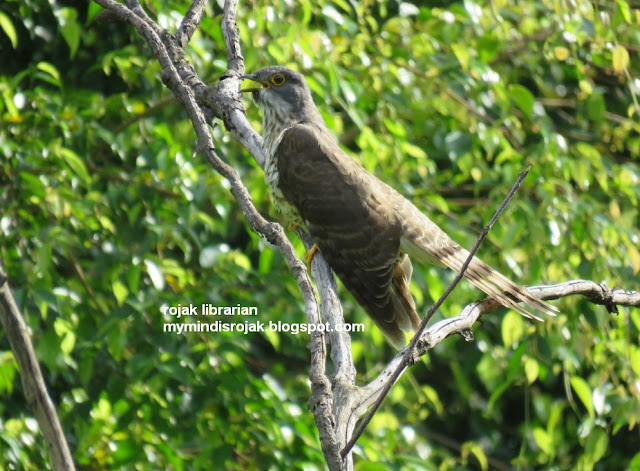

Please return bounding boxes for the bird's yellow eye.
[271,74,286,86]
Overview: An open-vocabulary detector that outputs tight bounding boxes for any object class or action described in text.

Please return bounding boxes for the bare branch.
[176,0,207,46]
[527,280,640,310]
[300,230,356,469]
[91,0,347,468]
[222,0,245,74]
[84,4,640,471]
[340,278,640,460]
[0,265,75,471]
[124,0,162,35]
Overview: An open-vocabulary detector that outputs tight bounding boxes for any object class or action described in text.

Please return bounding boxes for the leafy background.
[1,0,639,469]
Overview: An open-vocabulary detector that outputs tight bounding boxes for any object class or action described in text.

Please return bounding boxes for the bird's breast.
[263,128,305,227]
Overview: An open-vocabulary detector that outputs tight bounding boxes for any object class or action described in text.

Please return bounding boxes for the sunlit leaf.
[502,310,524,347]
[533,427,553,455]
[524,357,539,384]
[509,84,535,119]
[554,46,570,61]
[56,7,81,58]
[0,12,17,48]
[612,45,629,72]
[617,0,631,24]
[571,376,595,417]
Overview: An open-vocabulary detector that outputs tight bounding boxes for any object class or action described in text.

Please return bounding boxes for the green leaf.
[547,402,565,437]
[54,318,76,356]
[0,83,19,118]
[401,141,427,159]
[258,248,274,274]
[612,45,629,73]
[476,35,499,62]
[383,118,406,138]
[57,7,81,58]
[59,147,92,184]
[629,451,640,469]
[107,325,127,361]
[524,357,539,384]
[444,131,472,161]
[571,376,595,417]
[630,347,640,377]
[425,269,445,303]
[574,142,601,164]
[112,279,128,306]
[112,438,139,466]
[0,12,17,49]
[420,385,444,415]
[533,427,553,455]
[586,92,606,123]
[267,42,286,63]
[0,352,17,395]
[584,428,608,463]
[509,84,535,119]
[452,43,470,70]
[461,442,488,471]
[36,62,62,87]
[617,0,631,24]
[487,379,513,412]
[501,310,524,347]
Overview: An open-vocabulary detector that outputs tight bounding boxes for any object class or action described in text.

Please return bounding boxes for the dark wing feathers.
[276,124,416,348]
[274,123,557,349]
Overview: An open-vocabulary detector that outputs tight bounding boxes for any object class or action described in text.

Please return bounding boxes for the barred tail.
[400,207,558,319]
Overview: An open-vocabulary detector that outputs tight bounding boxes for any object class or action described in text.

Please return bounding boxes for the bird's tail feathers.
[391,254,421,332]
[401,228,558,319]
[440,244,557,319]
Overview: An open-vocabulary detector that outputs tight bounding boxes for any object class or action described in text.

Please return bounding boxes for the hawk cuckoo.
[241,66,557,349]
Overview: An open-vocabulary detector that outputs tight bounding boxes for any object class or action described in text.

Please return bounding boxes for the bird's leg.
[286,222,318,269]
[305,243,320,271]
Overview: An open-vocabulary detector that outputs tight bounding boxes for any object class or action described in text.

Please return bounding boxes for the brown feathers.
[246,66,557,349]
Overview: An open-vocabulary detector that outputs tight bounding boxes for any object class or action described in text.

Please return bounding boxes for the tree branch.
[91,0,347,468]
[0,265,76,471]
[176,0,206,46]
[79,3,640,470]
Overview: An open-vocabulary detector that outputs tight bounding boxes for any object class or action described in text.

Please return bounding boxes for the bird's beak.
[240,74,270,93]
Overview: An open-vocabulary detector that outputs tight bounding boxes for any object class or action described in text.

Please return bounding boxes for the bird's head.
[241,66,322,127]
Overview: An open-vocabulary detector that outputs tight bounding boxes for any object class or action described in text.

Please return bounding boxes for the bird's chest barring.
[264,152,305,226]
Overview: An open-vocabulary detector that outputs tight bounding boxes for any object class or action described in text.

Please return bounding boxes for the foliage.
[1,0,639,469]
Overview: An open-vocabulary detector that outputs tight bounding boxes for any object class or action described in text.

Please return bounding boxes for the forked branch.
[84,2,640,471]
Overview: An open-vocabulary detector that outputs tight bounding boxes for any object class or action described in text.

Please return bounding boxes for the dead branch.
[52,2,640,470]
[0,265,75,471]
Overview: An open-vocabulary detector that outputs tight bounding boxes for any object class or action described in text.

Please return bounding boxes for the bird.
[240,66,557,349]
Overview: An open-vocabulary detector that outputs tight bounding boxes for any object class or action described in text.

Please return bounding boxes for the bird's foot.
[305,243,319,271]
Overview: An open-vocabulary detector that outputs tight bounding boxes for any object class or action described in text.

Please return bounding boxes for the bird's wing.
[275,124,418,348]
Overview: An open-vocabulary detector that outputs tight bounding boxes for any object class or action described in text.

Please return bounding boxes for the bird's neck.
[261,102,327,157]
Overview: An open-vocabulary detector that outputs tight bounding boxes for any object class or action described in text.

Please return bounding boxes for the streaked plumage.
[242,66,557,349]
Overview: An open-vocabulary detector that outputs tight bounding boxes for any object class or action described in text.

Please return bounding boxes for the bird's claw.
[306,243,319,271]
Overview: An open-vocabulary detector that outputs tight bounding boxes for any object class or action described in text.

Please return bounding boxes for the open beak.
[240,74,270,93]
